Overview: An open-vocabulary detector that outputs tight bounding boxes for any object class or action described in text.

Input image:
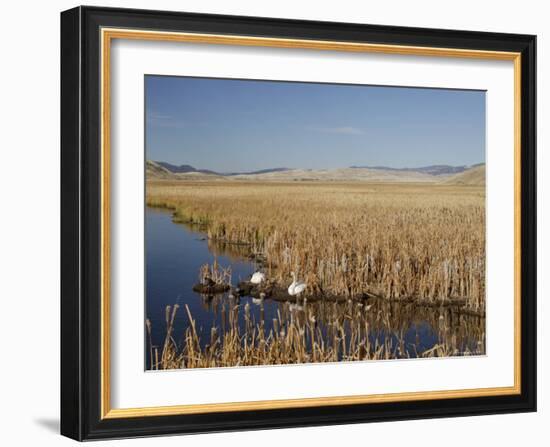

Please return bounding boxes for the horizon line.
[149,159,485,174]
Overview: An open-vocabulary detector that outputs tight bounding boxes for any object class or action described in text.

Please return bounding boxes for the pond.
[145,206,485,369]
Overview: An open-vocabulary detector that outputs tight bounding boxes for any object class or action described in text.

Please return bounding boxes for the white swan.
[250,271,266,284]
[288,272,306,296]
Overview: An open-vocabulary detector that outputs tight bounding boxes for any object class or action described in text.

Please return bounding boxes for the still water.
[146,207,282,366]
[145,206,483,369]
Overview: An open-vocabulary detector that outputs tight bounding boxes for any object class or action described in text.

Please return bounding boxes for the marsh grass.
[147,180,486,310]
[199,259,232,285]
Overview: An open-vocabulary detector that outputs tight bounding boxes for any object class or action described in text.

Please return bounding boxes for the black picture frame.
[61,5,536,441]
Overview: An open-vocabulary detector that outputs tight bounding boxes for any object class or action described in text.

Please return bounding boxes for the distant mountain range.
[156,161,483,177]
[148,160,485,185]
[155,162,220,176]
[156,161,290,177]
[350,164,470,176]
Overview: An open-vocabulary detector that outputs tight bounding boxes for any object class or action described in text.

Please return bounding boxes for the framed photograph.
[60,6,536,441]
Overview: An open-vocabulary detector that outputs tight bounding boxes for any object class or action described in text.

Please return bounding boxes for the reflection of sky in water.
[146,207,255,353]
[145,207,484,369]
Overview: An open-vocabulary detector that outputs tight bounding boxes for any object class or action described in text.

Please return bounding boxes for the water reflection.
[194,293,484,358]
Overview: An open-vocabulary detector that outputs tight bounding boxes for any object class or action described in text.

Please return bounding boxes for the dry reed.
[148,300,485,370]
[147,180,486,310]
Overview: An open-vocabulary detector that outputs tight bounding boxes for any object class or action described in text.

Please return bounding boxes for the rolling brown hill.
[146,160,225,181]
[147,160,486,184]
[442,164,485,186]
[146,160,177,179]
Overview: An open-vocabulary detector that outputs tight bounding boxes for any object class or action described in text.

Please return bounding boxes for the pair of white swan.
[250,271,306,296]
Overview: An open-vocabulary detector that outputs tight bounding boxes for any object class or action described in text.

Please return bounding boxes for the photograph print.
[144,75,486,370]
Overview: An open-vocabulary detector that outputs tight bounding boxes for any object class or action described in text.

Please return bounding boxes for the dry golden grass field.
[146,180,486,311]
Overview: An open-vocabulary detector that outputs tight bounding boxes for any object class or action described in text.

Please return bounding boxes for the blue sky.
[145,75,485,172]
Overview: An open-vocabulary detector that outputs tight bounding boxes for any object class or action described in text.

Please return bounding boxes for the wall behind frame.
[0,0,545,446]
